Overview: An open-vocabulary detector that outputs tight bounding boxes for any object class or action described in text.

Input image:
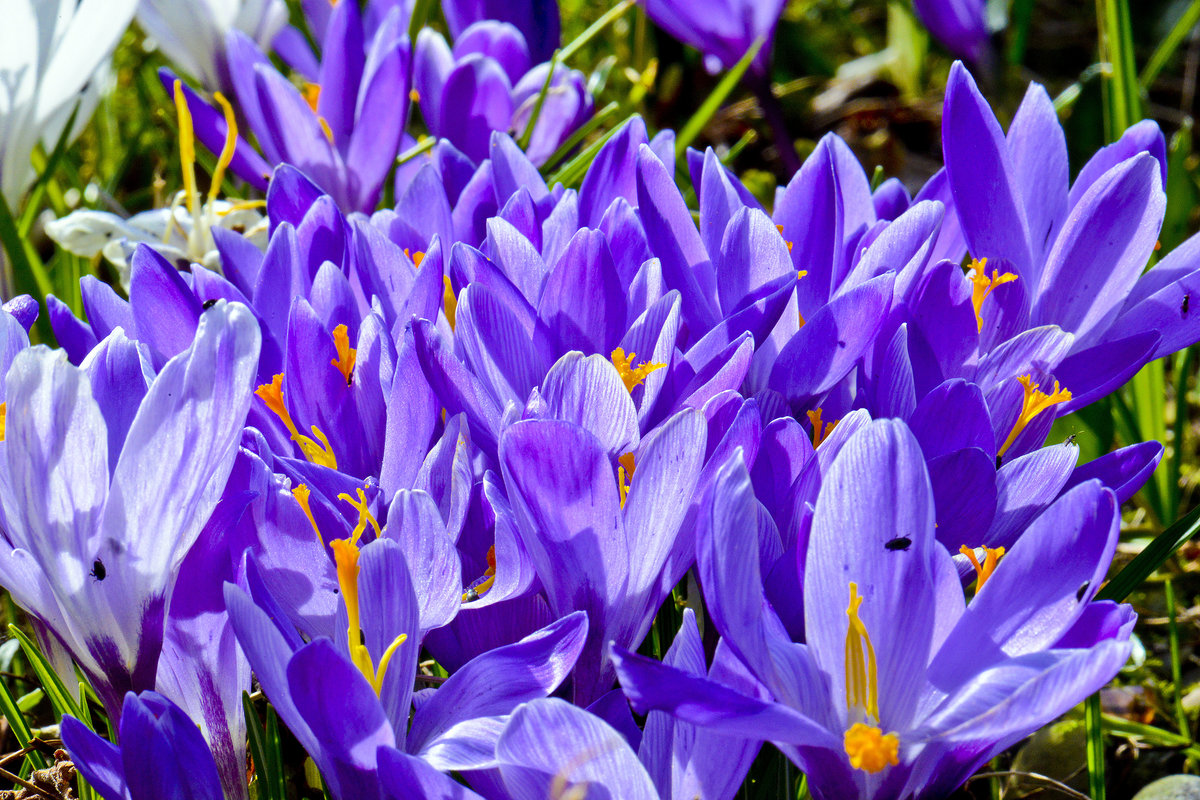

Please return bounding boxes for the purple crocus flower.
[639,0,785,76]
[0,301,260,716]
[442,0,561,64]
[62,691,224,800]
[614,419,1135,800]
[499,405,707,704]
[169,0,410,211]
[414,22,592,165]
[911,0,990,64]
[226,528,588,798]
[936,61,1200,411]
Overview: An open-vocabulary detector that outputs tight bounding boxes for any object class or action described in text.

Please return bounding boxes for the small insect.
[89,559,106,582]
[1064,433,1077,446]
[1184,293,1191,316]
[201,299,218,310]
[995,454,1003,469]
[463,586,480,602]
[1076,581,1090,602]
[884,536,912,551]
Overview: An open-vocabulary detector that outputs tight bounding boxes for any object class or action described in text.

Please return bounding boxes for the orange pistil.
[443,276,458,330]
[967,258,1018,333]
[997,375,1072,458]
[959,544,1006,590]
[330,324,356,385]
[292,483,323,544]
[254,374,338,469]
[403,248,426,268]
[617,452,636,507]
[807,408,838,448]
[611,348,666,392]
[462,545,497,603]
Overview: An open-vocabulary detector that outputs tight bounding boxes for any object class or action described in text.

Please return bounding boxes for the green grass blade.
[1007,0,1036,65]
[674,38,764,161]
[559,0,636,65]
[8,625,81,719]
[265,705,286,800]
[244,692,275,800]
[19,102,81,236]
[0,672,46,771]
[1098,503,1200,602]
[406,0,436,45]
[539,101,621,173]
[1140,0,1200,89]
[517,58,560,150]
[1165,578,1190,735]
[1130,360,1170,523]
[1085,693,1106,800]
[547,114,637,187]
[0,192,53,303]
[1095,0,1142,140]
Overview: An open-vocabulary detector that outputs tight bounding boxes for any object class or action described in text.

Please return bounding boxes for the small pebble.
[1133,775,1200,800]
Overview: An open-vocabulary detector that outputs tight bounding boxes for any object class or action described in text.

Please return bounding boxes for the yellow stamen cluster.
[844,723,900,773]
[610,348,665,392]
[169,80,239,253]
[775,224,795,253]
[254,374,338,469]
[844,583,879,719]
[302,83,321,112]
[462,545,497,603]
[997,375,1072,458]
[617,452,636,508]
[403,248,426,268]
[409,88,421,103]
[331,324,357,385]
[959,545,1005,590]
[807,408,838,448]
[967,258,1018,333]
[0,402,6,442]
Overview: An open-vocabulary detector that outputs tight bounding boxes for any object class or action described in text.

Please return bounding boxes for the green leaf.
[0,672,46,771]
[1085,693,1106,800]
[674,38,764,162]
[547,114,638,188]
[1140,0,1200,90]
[1097,502,1200,602]
[15,688,43,713]
[1095,0,1141,141]
[8,624,82,720]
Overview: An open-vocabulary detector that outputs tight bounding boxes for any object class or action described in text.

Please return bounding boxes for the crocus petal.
[537,352,639,457]
[496,698,659,800]
[377,746,487,800]
[942,62,1033,281]
[408,613,588,765]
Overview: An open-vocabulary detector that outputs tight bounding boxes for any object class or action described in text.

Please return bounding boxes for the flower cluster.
[0,2,1192,800]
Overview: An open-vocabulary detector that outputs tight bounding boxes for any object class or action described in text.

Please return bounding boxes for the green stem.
[1085,693,1106,800]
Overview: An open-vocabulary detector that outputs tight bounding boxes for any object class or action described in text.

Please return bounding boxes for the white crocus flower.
[46,82,267,289]
[135,0,288,92]
[0,0,138,208]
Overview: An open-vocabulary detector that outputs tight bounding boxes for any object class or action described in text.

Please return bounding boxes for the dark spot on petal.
[201,299,218,310]
[1076,581,1090,602]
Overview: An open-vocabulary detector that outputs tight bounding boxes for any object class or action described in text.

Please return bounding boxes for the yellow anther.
[292,483,324,545]
[0,402,6,442]
[997,375,1072,457]
[255,374,339,469]
[338,487,381,546]
[617,452,636,508]
[796,270,808,327]
[959,544,1005,591]
[610,348,665,392]
[462,546,498,603]
[172,80,200,223]
[318,116,334,144]
[330,324,356,385]
[776,224,794,253]
[302,82,321,113]
[404,248,426,268]
[967,258,1018,333]
[844,723,900,773]
[443,276,458,330]
[208,92,238,208]
[409,88,421,103]
[844,582,879,720]
[807,408,838,448]
[331,537,408,694]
